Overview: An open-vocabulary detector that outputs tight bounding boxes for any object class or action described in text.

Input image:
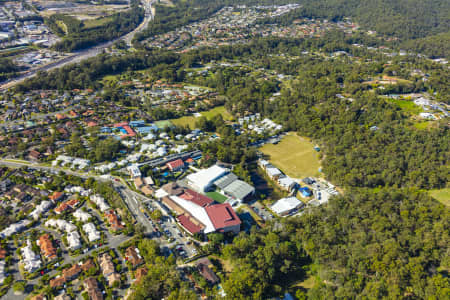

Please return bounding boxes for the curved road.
[0,0,155,91]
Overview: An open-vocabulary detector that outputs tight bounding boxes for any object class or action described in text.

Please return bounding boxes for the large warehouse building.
[157,183,241,235]
[186,165,228,192]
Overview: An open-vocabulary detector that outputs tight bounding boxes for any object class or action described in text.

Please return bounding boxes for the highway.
[0,0,156,91]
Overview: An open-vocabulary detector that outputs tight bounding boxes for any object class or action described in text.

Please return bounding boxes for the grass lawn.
[83,16,114,28]
[389,99,423,115]
[206,191,228,203]
[429,188,450,207]
[171,115,197,128]
[155,120,173,129]
[170,106,233,128]
[292,275,316,289]
[201,106,233,120]
[260,132,321,179]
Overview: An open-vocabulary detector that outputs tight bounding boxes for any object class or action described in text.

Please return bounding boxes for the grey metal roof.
[223,180,255,200]
[213,172,238,189]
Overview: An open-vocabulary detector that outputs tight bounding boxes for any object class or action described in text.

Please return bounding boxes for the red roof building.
[180,189,213,207]
[105,210,125,231]
[166,159,185,172]
[38,234,57,260]
[49,191,64,202]
[205,203,241,234]
[177,214,204,235]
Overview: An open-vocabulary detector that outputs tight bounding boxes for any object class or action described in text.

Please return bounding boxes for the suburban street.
[0,0,156,91]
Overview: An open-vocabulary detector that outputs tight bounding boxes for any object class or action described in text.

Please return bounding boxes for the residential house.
[104,210,124,231]
[21,240,41,273]
[135,267,148,284]
[28,149,43,161]
[49,191,64,202]
[196,258,219,285]
[37,234,57,260]
[54,198,79,214]
[82,223,100,242]
[99,253,120,287]
[84,277,103,300]
[125,246,143,268]
[166,159,185,172]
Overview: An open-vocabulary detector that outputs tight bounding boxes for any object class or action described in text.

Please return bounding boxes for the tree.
[12,281,26,293]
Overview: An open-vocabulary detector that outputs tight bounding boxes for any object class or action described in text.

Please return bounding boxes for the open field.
[39,4,129,18]
[261,133,321,179]
[429,188,450,207]
[201,106,233,120]
[83,16,115,28]
[171,115,197,128]
[171,106,233,128]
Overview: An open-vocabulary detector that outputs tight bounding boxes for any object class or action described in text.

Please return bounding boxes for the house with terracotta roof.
[28,149,43,161]
[55,113,67,120]
[54,198,79,214]
[62,263,82,281]
[125,246,143,268]
[104,210,124,231]
[50,276,66,288]
[166,159,185,172]
[49,191,64,202]
[81,259,95,272]
[37,234,57,260]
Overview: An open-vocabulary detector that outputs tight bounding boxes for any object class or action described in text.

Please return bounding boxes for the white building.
[74,209,91,222]
[64,186,91,197]
[127,165,142,178]
[0,260,5,284]
[67,231,82,250]
[0,220,31,238]
[90,195,110,212]
[278,176,297,191]
[21,240,41,273]
[29,200,53,220]
[271,197,304,216]
[266,167,282,179]
[186,165,228,192]
[82,223,100,242]
[45,219,77,233]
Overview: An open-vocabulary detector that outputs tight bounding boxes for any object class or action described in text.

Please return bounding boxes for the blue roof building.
[101,127,112,133]
[299,187,312,197]
[135,126,156,134]
[129,120,146,127]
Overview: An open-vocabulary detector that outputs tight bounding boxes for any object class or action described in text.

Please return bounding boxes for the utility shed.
[222,179,255,201]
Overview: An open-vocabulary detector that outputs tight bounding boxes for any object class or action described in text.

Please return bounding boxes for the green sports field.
[260,133,321,179]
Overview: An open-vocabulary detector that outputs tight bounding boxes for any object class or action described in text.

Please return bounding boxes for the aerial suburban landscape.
[0,0,448,299]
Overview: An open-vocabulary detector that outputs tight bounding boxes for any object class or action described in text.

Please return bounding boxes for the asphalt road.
[0,0,156,91]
